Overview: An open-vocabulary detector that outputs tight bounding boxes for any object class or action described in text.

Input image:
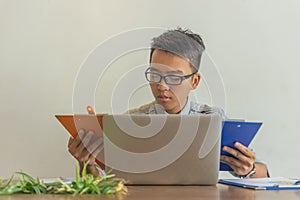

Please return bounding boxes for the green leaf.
[75,164,80,183]
[1,174,14,189]
[15,172,35,184]
[0,163,127,195]
[79,186,90,195]
[82,161,89,181]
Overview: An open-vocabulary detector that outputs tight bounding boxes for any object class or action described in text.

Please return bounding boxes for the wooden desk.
[0,184,299,200]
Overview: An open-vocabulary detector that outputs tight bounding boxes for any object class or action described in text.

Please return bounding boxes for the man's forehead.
[150,49,193,72]
[150,67,184,74]
[150,58,196,73]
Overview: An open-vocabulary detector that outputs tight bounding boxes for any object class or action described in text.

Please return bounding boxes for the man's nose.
[157,79,170,91]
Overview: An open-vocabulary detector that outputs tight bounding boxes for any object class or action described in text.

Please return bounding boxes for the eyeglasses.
[145,67,197,85]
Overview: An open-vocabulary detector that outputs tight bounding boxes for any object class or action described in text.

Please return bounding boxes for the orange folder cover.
[55,114,106,169]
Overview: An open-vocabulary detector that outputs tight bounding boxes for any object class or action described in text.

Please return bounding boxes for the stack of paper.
[219,177,300,190]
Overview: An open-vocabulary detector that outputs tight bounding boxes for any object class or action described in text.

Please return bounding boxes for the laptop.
[102,114,222,185]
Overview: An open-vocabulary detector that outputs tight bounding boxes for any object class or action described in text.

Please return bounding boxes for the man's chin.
[156,102,176,113]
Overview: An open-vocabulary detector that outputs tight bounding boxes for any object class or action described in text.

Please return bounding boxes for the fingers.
[80,138,104,164]
[220,155,250,173]
[68,129,104,165]
[234,142,256,160]
[220,143,256,176]
[222,146,252,164]
[68,137,74,147]
[68,129,85,158]
[89,136,104,156]
[76,130,94,153]
[79,131,104,155]
[79,149,96,165]
[220,155,241,173]
[68,129,85,149]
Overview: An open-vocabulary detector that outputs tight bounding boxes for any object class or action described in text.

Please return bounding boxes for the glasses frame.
[144,67,198,85]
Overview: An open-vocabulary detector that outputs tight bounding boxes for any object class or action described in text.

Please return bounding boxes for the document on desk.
[219,177,300,190]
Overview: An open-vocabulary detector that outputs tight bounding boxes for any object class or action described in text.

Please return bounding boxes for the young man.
[68,28,269,178]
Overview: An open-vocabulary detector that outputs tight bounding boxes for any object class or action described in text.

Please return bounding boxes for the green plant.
[0,162,127,195]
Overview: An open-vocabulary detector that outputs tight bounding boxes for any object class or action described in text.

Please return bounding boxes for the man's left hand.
[220,142,255,177]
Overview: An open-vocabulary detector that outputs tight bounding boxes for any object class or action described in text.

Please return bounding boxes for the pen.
[294,180,300,185]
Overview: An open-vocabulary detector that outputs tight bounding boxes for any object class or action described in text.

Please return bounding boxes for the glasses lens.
[146,73,161,83]
[165,76,182,85]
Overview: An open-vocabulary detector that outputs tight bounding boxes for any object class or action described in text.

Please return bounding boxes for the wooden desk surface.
[0,184,300,200]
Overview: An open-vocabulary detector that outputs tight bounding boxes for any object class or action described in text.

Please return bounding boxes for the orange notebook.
[55,114,106,169]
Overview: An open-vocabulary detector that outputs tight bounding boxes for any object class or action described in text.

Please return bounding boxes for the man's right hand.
[68,129,104,177]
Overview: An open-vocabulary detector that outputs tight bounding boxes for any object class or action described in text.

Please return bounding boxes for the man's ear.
[191,73,201,89]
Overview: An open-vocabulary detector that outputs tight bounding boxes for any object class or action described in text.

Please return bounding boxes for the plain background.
[1,0,300,179]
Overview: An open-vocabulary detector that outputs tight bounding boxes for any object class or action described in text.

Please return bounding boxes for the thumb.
[68,137,74,146]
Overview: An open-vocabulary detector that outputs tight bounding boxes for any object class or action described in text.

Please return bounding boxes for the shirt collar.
[149,97,191,115]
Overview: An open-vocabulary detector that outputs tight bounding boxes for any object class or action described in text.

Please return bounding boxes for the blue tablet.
[220,121,263,171]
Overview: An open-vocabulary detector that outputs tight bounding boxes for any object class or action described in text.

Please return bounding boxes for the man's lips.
[157,95,171,102]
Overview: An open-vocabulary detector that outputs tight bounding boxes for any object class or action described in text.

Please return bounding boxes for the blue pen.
[294,180,300,185]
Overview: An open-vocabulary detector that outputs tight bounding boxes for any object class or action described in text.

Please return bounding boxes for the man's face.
[149,49,200,114]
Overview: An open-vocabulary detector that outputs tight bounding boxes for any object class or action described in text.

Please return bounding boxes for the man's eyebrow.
[165,70,184,75]
[150,68,184,75]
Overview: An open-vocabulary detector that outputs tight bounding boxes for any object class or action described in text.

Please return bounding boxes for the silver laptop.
[102,114,222,185]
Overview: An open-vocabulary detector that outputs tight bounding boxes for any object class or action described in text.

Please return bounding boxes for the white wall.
[0,0,300,178]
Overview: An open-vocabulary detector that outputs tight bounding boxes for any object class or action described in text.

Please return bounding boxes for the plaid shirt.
[127,97,226,119]
[127,97,269,178]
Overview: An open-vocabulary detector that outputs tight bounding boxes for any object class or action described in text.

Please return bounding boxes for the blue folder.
[219,177,300,190]
[220,120,263,171]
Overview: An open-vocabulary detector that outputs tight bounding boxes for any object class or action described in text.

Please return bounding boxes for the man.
[68,28,269,178]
